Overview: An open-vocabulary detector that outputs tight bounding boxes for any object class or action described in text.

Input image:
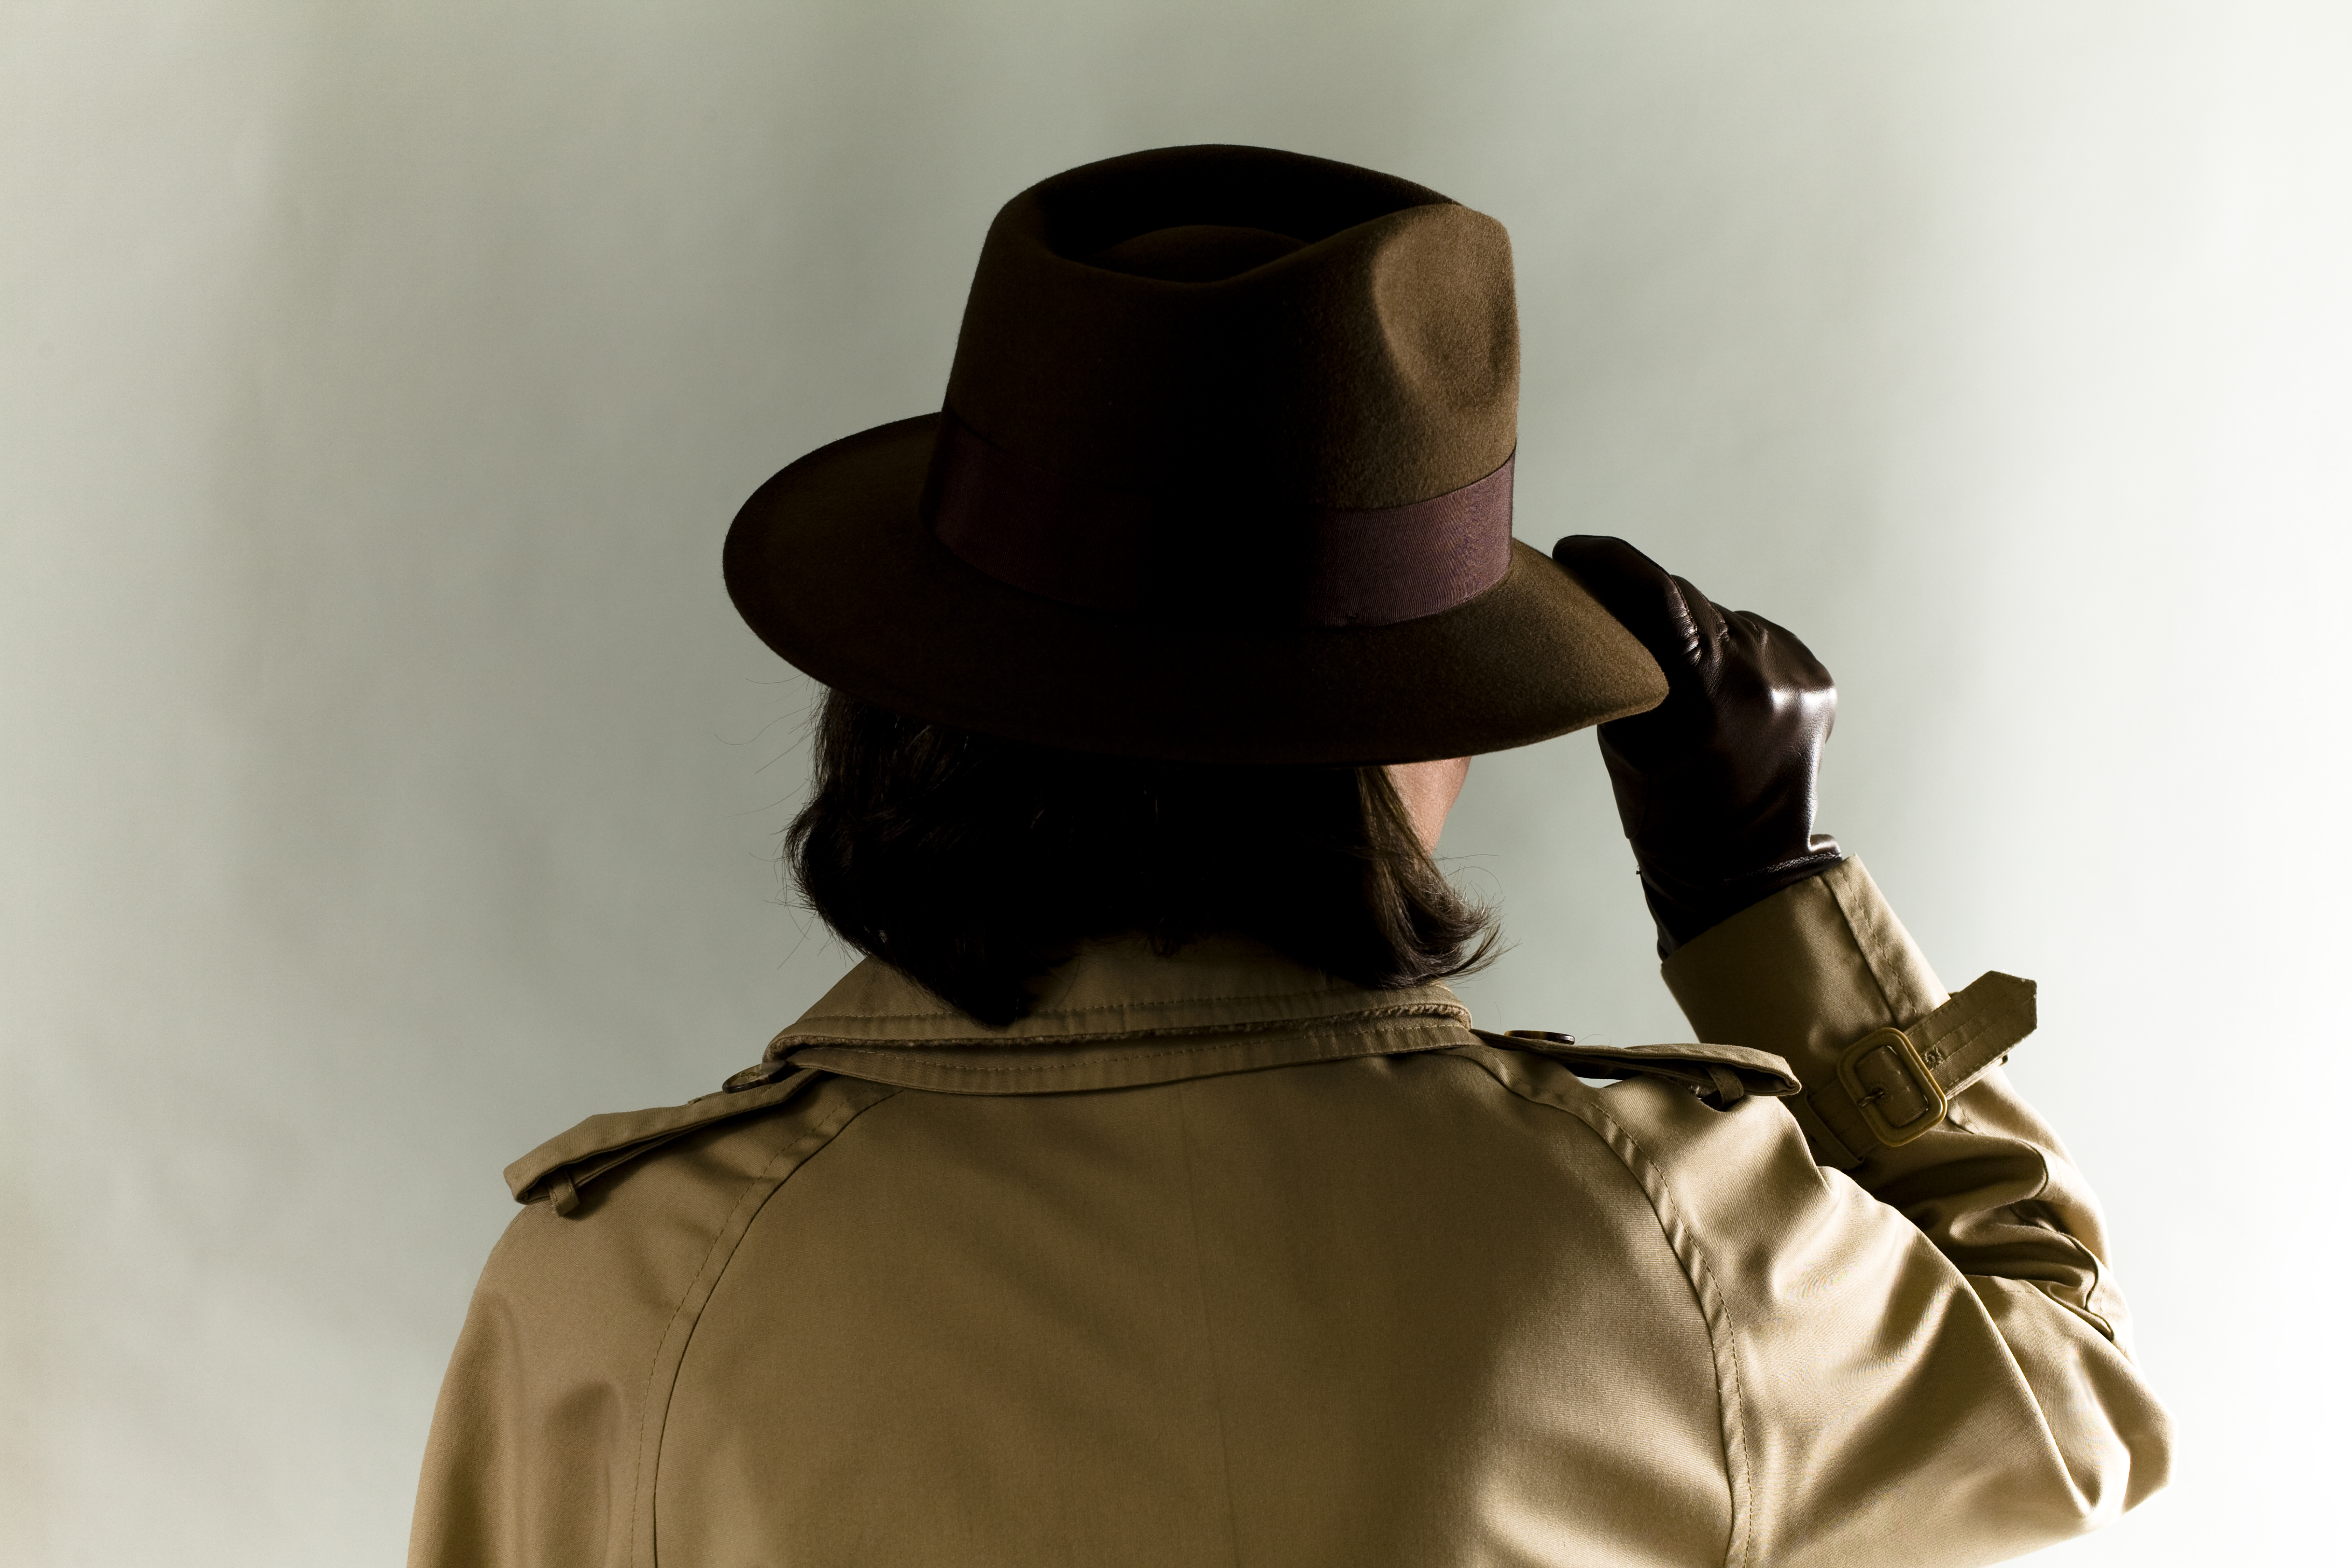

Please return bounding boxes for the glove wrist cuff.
[1640,843,1846,958]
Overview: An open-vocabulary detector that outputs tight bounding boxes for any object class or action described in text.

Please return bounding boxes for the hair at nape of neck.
[786,688,1497,1025]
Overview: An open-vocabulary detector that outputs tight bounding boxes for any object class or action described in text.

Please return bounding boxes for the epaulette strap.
[505,1067,823,1213]
[1786,971,2037,1169]
[1469,1030,1801,1109]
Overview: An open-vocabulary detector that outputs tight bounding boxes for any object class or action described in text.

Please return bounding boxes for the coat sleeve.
[405,1076,895,1568]
[1635,857,2173,1567]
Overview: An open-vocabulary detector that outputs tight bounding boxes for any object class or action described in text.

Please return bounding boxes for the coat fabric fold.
[409,859,2170,1567]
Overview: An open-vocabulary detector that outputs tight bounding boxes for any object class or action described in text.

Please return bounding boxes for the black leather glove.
[1553,535,1844,958]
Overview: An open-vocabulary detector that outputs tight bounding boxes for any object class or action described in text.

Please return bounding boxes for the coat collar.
[505,937,1803,1208]
[753,934,1478,1096]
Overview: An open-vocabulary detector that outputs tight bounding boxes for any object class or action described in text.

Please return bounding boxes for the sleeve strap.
[1785,971,2038,1168]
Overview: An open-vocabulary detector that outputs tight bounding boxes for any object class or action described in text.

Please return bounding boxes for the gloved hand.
[1553,536,1844,958]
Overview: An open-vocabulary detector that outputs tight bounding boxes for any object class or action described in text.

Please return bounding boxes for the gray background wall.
[5,3,2346,1563]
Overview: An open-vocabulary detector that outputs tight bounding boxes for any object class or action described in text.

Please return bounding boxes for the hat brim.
[724,415,1668,765]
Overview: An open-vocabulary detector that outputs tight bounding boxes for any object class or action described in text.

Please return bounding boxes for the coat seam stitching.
[1576,1096,1756,1568]
[794,1025,1468,1074]
[789,990,1465,1027]
[1449,1047,1753,1568]
[1170,1080,1248,1568]
[1824,864,1906,1025]
[770,1003,1471,1053]
[626,1081,900,1567]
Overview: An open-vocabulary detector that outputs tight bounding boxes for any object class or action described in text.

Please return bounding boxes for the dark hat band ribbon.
[921,410,1515,628]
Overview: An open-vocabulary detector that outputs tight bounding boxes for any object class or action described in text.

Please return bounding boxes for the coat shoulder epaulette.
[1466,1030,1801,1109]
[502,1066,850,1214]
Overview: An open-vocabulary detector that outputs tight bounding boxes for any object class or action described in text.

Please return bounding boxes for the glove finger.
[1551,536,1706,674]
[1720,608,1839,750]
[1669,573,1731,653]
[1724,607,1835,694]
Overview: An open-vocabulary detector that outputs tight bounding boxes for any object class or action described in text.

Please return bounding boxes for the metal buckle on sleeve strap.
[1797,971,2038,1166]
[1837,1027,1948,1147]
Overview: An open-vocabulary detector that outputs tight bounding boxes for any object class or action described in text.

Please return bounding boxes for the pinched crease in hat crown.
[939,145,1521,512]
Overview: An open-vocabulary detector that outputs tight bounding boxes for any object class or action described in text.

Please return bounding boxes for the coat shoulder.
[501,1066,895,1213]
[415,1072,899,1568]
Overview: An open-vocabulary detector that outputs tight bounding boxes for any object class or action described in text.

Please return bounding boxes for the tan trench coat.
[409,860,2170,1566]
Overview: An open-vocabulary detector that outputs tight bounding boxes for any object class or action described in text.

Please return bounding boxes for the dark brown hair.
[786,689,1497,1025]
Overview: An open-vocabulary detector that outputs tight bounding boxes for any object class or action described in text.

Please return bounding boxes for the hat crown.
[723,144,1668,765]
[943,145,1520,510]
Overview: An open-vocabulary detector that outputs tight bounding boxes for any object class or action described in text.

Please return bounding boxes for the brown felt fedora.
[724,144,1667,765]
